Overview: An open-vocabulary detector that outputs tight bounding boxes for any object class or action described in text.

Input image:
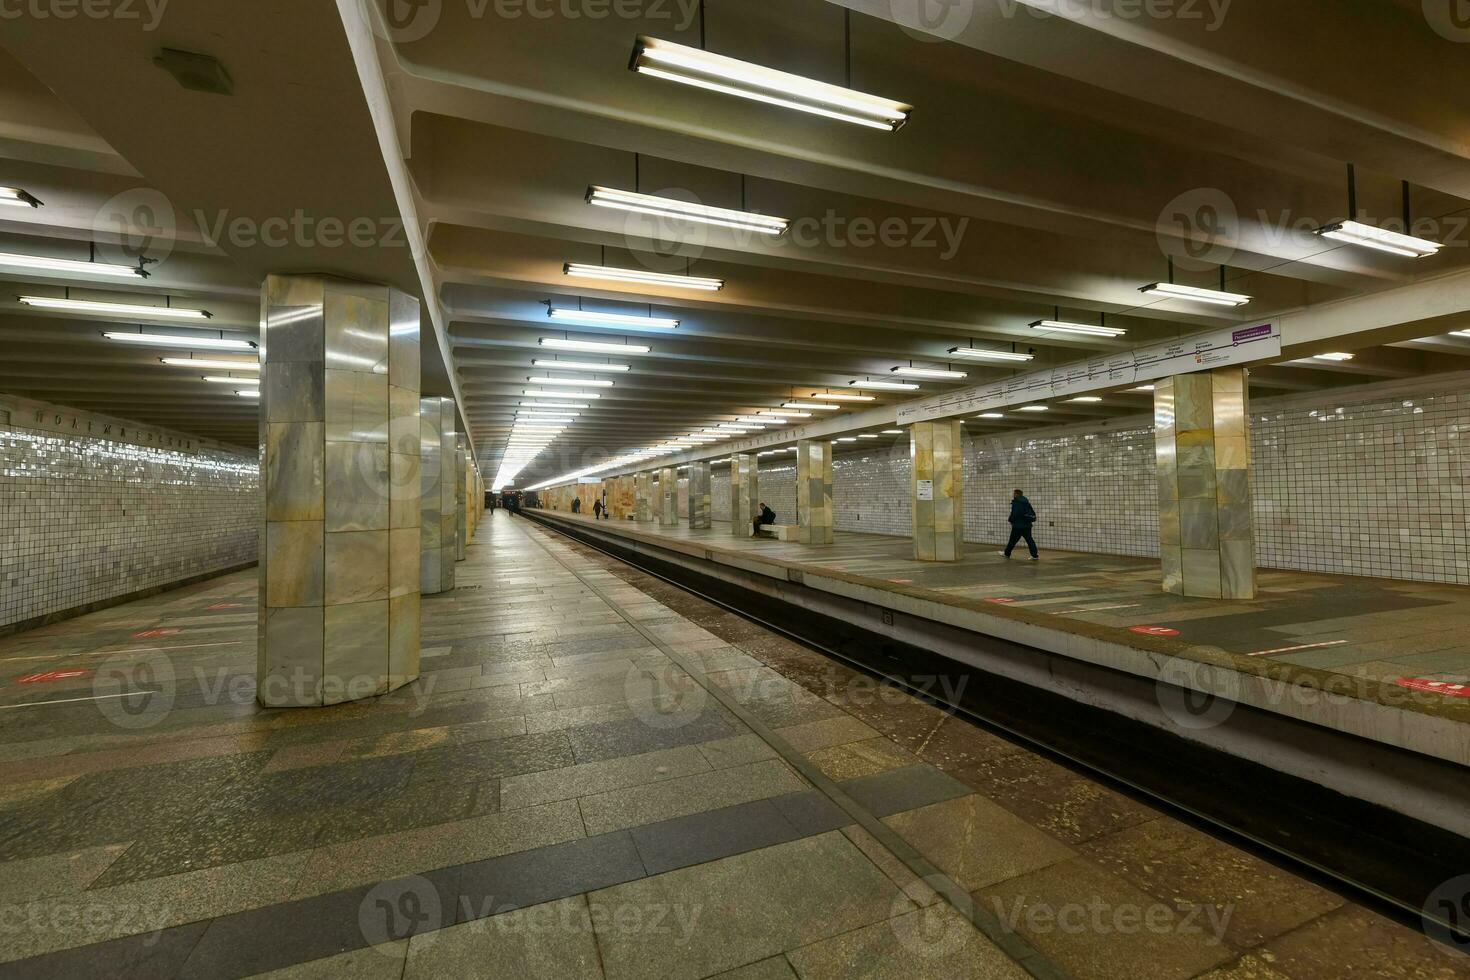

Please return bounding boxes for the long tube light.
[0,251,142,278]
[1316,220,1440,259]
[631,36,912,132]
[549,308,679,330]
[521,401,589,409]
[517,416,576,424]
[161,357,259,371]
[1029,319,1126,337]
[1138,282,1251,307]
[949,347,1033,362]
[104,332,255,350]
[526,376,615,387]
[854,379,919,391]
[784,400,840,411]
[203,376,259,385]
[532,358,630,372]
[814,392,875,402]
[891,366,967,379]
[564,263,723,292]
[524,388,600,398]
[540,337,651,354]
[0,187,41,209]
[761,409,809,418]
[586,186,788,236]
[18,296,211,319]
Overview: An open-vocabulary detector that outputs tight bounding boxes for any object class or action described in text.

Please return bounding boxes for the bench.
[756,524,798,541]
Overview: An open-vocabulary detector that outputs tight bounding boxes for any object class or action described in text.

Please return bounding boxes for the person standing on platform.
[593,498,604,520]
[571,497,581,514]
[1002,489,1039,560]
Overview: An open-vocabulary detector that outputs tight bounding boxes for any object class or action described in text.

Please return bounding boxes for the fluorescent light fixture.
[1313,352,1355,362]
[836,437,858,443]
[540,337,650,354]
[586,186,788,236]
[716,425,752,432]
[0,251,141,278]
[783,401,840,411]
[948,347,1033,362]
[521,401,589,409]
[1029,319,1126,337]
[526,376,615,387]
[1018,405,1049,412]
[103,332,255,350]
[814,392,875,402]
[0,187,41,209]
[1317,220,1440,259]
[236,389,259,398]
[1138,282,1251,307]
[891,366,967,379]
[882,429,904,434]
[1067,396,1102,403]
[977,412,1005,419]
[532,358,630,372]
[1451,330,1470,338]
[18,296,211,319]
[518,411,578,419]
[853,379,919,391]
[631,36,911,132]
[524,389,600,399]
[564,262,723,292]
[760,409,808,418]
[160,357,259,371]
[203,376,259,385]
[548,308,679,330]
[858,434,878,439]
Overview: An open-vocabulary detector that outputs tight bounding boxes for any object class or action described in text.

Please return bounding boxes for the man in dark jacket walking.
[1003,489,1039,560]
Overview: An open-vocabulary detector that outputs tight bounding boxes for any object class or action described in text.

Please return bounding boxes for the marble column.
[258,275,421,707]
[634,471,653,522]
[688,461,712,529]
[420,396,457,594]
[730,453,758,536]
[658,467,678,526]
[1155,368,1256,599]
[455,434,468,561]
[910,420,963,562]
[797,439,833,545]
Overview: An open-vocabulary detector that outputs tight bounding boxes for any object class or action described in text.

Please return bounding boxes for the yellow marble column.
[258,275,421,707]
[454,434,468,561]
[658,466,679,526]
[730,453,758,536]
[797,439,833,545]
[910,420,963,562]
[688,461,712,529]
[419,397,457,594]
[1155,368,1256,599]
[634,472,654,522]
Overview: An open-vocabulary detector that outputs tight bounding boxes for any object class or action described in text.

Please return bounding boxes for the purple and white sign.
[1232,323,1274,344]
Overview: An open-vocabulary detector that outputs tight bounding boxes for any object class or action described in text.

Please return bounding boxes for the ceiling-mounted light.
[1317,220,1440,259]
[0,251,142,279]
[549,307,679,330]
[1450,330,1470,339]
[564,262,723,292]
[104,331,255,350]
[586,186,788,236]
[882,429,903,434]
[518,410,579,418]
[1130,385,1156,392]
[540,337,651,354]
[526,376,615,387]
[1017,405,1049,413]
[631,36,912,132]
[815,392,875,402]
[1029,319,1126,338]
[891,366,967,379]
[736,417,776,425]
[948,347,1033,362]
[836,437,858,443]
[854,379,919,391]
[0,187,42,208]
[1067,396,1102,403]
[522,400,589,409]
[760,409,808,418]
[517,416,576,424]
[203,376,259,385]
[716,424,752,432]
[18,296,212,319]
[160,357,259,371]
[531,358,630,372]
[977,413,1005,419]
[858,434,878,439]
[783,400,840,411]
[1138,282,1251,308]
[525,388,600,399]
[1313,352,1355,362]
[236,389,259,398]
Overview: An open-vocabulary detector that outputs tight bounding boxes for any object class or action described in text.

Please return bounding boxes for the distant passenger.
[752,502,776,537]
[593,498,604,519]
[571,498,581,514]
[1002,489,1039,560]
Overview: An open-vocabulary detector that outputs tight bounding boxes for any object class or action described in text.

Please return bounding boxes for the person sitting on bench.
[752,502,776,537]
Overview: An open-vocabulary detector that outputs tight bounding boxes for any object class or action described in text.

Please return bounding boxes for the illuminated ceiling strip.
[540,337,651,354]
[104,332,255,350]
[948,347,1032,362]
[586,186,788,236]
[891,366,966,379]
[531,358,630,372]
[1138,282,1251,307]
[18,296,211,319]
[0,250,141,278]
[564,263,723,292]
[1316,220,1440,258]
[548,308,679,330]
[1029,319,1126,337]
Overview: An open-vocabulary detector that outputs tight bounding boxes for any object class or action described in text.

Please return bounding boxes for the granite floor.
[545,514,1470,690]
[0,511,1463,978]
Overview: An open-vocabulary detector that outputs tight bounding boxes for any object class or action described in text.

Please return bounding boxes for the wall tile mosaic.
[0,393,259,629]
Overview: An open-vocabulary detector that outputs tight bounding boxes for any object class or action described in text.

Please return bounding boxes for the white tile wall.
[0,394,259,629]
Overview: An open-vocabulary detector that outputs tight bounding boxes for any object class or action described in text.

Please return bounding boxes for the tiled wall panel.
[0,394,258,629]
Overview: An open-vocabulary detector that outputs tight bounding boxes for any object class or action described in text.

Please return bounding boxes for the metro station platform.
[1,511,1463,978]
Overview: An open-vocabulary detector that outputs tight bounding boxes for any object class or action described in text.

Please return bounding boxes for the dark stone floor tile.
[769,790,850,837]
[406,731,574,786]
[456,831,645,921]
[630,799,804,876]
[0,921,210,980]
[838,764,971,818]
[566,709,737,764]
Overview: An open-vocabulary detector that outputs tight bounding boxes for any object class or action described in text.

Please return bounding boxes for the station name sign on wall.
[896,321,1282,426]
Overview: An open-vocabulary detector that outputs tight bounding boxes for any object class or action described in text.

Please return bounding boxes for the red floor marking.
[132,628,181,639]
[985,597,1015,604]
[1394,678,1470,698]
[1246,640,1349,657]
[1129,625,1180,637]
[16,669,91,684]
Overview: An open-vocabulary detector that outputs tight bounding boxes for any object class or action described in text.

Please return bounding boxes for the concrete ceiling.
[3,0,1470,474]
